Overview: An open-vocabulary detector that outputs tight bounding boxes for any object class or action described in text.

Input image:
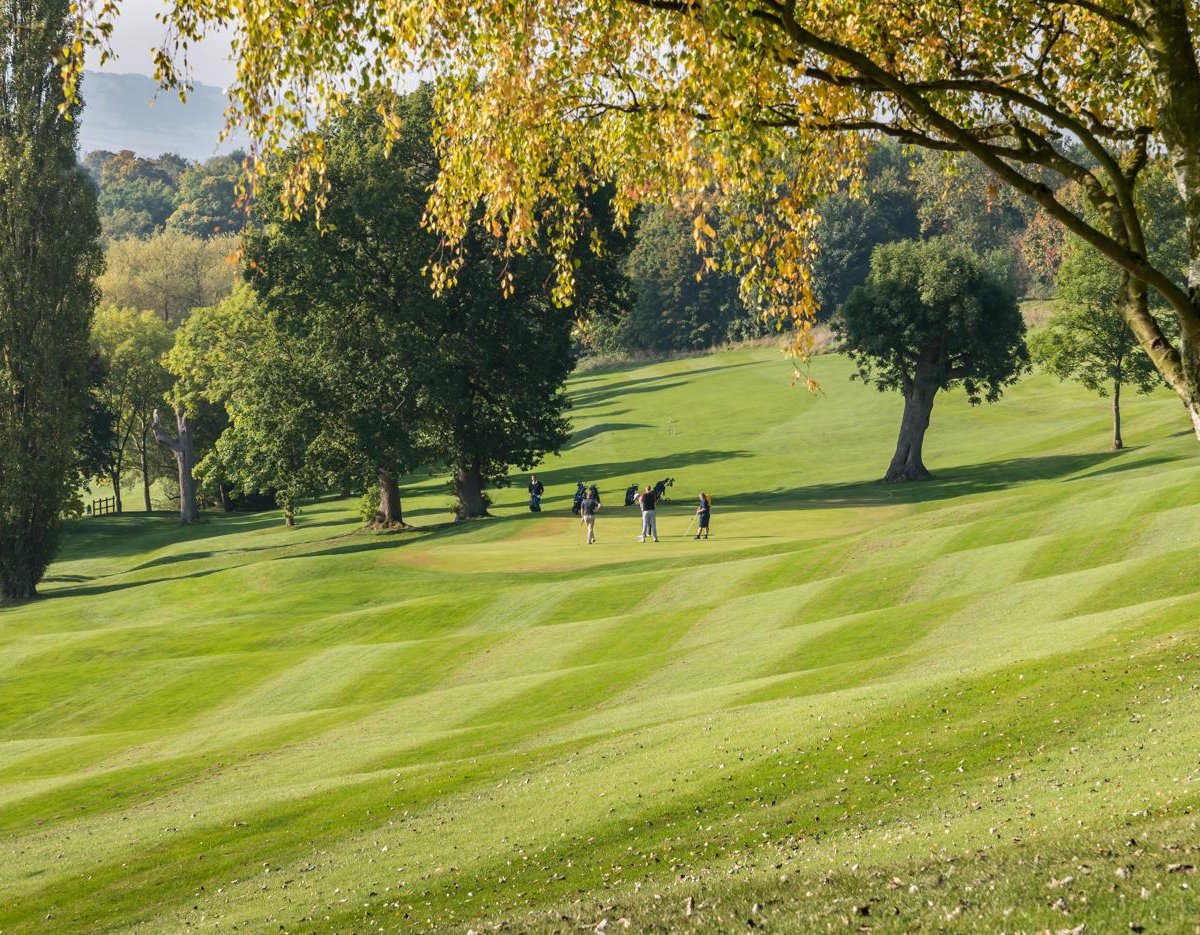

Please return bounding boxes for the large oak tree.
[836,238,1028,481]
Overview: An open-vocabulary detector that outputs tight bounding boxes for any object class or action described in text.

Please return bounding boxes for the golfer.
[637,484,659,542]
[528,474,545,512]
[580,489,600,544]
[694,492,711,540]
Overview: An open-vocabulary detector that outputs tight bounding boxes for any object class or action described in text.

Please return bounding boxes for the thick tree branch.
[763,0,1194,325]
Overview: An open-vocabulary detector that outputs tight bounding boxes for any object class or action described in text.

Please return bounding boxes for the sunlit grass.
[1,346,1196,932]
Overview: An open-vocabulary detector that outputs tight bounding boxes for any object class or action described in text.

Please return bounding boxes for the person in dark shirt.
[637,485,658,542]
[694,492,711,540]
[580,491,600,544]
[528,474,545,512]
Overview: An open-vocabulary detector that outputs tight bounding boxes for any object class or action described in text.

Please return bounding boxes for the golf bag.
[624,484,639,507]
[571,482,586,516]
[652,476,675,502]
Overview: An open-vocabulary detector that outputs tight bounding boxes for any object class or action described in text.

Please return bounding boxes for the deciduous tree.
[89,150,186,240]
[90,307,174,511]
[1029,166,1184,449]
[167,153,249,238]
[613,205,746,353]
[166,287,330,525]
[835,239,1028,481]
[99,230,237,325]
[1030,299,1161,452]
[811,145,921,317]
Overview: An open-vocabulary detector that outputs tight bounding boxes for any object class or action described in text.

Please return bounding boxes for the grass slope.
[2,347,1199,934]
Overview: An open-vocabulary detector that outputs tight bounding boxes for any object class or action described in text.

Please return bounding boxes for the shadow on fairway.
[571,380,689,411]
[57,511,288,563]
[42,566,224,599]
[716,451,1120,512]
[1070,451,1188,480]
[569,360,760,410]
[564,422,652,449]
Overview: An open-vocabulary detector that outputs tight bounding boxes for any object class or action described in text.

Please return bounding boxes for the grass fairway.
[3,346,1200,933]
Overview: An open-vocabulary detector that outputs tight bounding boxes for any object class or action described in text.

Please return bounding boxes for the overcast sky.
[93,0,236,87]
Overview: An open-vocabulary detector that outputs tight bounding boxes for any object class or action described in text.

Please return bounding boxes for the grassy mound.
[2,347,1198,933]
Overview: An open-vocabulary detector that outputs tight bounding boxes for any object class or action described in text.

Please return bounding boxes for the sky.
[93,0,236,87]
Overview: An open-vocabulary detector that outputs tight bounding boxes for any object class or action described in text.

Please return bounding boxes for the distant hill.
[78,71,245,160]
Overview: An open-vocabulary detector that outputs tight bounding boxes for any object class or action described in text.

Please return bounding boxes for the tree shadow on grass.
[1069,451,1189,480]
[714,451,1121,512]
[58,511,290,564]
[563,422,652,449]
[569,360,760,410]
[40,566,224,600]
[571,380,689,412]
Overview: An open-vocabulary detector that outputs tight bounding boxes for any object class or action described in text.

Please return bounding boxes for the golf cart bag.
[571,482,585,516]
[652,476,675,503]
[624,484,639,507]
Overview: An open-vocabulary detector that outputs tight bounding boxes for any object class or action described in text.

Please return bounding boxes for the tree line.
[88,86,629,530]
[110,0,1200,455]
[82,148,247,242]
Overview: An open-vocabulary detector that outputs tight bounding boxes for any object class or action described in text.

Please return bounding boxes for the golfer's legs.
[585,515,595,543]
[640,511,650,540]
[648,510,657,539]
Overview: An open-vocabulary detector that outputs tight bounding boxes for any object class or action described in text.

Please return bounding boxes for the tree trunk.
[453,464,490,520]
[1,569,36,601]
[1112,380,1124,450]
[284,508,295,527]
[152,408,198,524]
[110,467,123,513]
[375,469,404,526]
[885,382,936,482]
[140,436,152,512]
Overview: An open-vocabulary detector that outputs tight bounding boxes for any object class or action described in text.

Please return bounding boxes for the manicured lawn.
[2,347,1197,932]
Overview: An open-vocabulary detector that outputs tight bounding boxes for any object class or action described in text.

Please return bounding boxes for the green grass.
[3,346,1200,933]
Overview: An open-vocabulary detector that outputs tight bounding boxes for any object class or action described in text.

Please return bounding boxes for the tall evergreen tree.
[0,0,103,598]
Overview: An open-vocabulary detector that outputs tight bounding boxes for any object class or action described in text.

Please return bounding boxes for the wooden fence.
[88,496,117,517]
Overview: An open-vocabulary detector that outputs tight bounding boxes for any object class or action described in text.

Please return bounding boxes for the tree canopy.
[99,231,238,325]
[187,87,620,523]
[90,306,175,511]
[71,0,1200,437]
[1028,168,1185,450]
